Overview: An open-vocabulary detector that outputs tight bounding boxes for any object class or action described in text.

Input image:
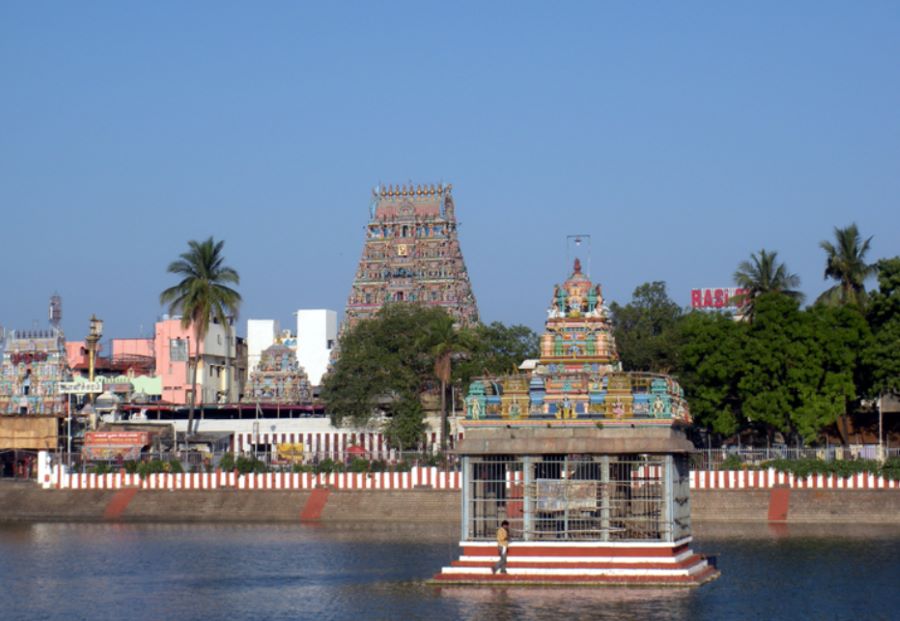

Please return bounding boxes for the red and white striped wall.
[431,538,719,587]
[689,469,900,490]
[41,467,900,492]
[46,466,462,491]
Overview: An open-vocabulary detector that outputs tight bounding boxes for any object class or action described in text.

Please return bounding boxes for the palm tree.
[733,249,804,318]
[416,312,473,452]
[816,223,876,308]
[160,237,241,439]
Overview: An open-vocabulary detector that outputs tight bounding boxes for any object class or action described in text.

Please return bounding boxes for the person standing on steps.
[492,520,510,574]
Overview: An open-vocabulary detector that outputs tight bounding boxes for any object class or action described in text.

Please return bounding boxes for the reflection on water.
[438,587,693,621]
[1,521,899,621]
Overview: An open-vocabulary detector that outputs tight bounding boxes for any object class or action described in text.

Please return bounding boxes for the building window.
[170,339,188,362]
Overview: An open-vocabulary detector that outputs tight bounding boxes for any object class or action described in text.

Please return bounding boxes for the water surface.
[1,521,898,621]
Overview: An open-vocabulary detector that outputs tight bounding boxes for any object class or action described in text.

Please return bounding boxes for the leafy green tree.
[864,257,900,396]
[453,322,540,387]
[795,304,871,443]
[322,304,464,449]
[610,281,682,372]
[675,311,747,437]
[816,223,876,308]
[160,237,241,437]
[737,294,808,443]
[734,294,869,444]
[733,249,803,319]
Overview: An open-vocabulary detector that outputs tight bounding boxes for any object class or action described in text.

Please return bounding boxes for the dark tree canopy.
[610,281,682,373]
[322,305,539,449]
[864,257,900,396]
[322,303,446,449]
[674,311,746,437]
[454,322,540,386]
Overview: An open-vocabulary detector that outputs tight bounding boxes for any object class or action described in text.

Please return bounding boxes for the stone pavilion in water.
[431,258,719,587]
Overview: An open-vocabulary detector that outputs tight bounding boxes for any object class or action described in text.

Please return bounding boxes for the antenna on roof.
[49,293,62,329]
[566,234,592,277]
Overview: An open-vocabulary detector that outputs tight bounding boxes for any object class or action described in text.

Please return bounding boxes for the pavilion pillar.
[523,456,534,541]
[600,454,610,542]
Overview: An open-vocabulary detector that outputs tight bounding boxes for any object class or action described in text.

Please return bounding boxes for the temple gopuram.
[0,327,69,415]
[343,183,479,329]
[241,342,312,404]
[431,259,718,587]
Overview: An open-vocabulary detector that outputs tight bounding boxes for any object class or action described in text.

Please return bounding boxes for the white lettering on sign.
[58,381,104,395]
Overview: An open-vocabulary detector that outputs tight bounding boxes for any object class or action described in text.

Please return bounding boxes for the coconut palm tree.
[733,249,804,318]
[816,223,876,308]
[160,237,241,438]
[416,311,473,452]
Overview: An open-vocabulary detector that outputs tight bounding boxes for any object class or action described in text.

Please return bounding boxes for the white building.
[246,319,280,372]
[296,309,336,386]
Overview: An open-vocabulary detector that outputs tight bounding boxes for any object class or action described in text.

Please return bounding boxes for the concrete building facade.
[296,309,336,386]
[246,319,280,372]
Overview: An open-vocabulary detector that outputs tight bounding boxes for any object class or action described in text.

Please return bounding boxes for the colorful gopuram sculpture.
[343,183,479,330]
[0,327,70,415]
[465,258,689,425]
[241,342,312,404]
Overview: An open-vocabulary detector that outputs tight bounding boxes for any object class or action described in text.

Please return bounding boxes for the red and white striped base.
[430,539,719,587]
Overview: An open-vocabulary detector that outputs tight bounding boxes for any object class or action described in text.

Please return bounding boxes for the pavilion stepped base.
[429,539,719,588]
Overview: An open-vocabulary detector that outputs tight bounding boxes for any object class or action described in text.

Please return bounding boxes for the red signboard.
[690,288,749,309]
[84,431,151,447]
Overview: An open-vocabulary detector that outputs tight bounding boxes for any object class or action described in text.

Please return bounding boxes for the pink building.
[155,318,244,406]
[112,338,154,359]
[67,338,155,377]
[65,341,95,370]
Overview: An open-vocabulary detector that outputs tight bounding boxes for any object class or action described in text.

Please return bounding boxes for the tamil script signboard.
[536,479,597,512]
[58,381,103,395]
[690,287,749,310]
[83,431,151,461]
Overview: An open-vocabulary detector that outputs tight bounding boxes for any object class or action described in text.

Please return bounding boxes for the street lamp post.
[86,314,103,403]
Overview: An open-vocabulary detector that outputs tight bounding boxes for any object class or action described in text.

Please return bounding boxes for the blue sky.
[1,1,898,343]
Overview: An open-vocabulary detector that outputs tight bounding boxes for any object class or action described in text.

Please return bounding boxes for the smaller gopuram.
[431,259,718,587]
[0,327,69,415]
[241,342,312,404]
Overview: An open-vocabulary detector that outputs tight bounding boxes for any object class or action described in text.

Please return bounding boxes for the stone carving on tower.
[343,183,479,330]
